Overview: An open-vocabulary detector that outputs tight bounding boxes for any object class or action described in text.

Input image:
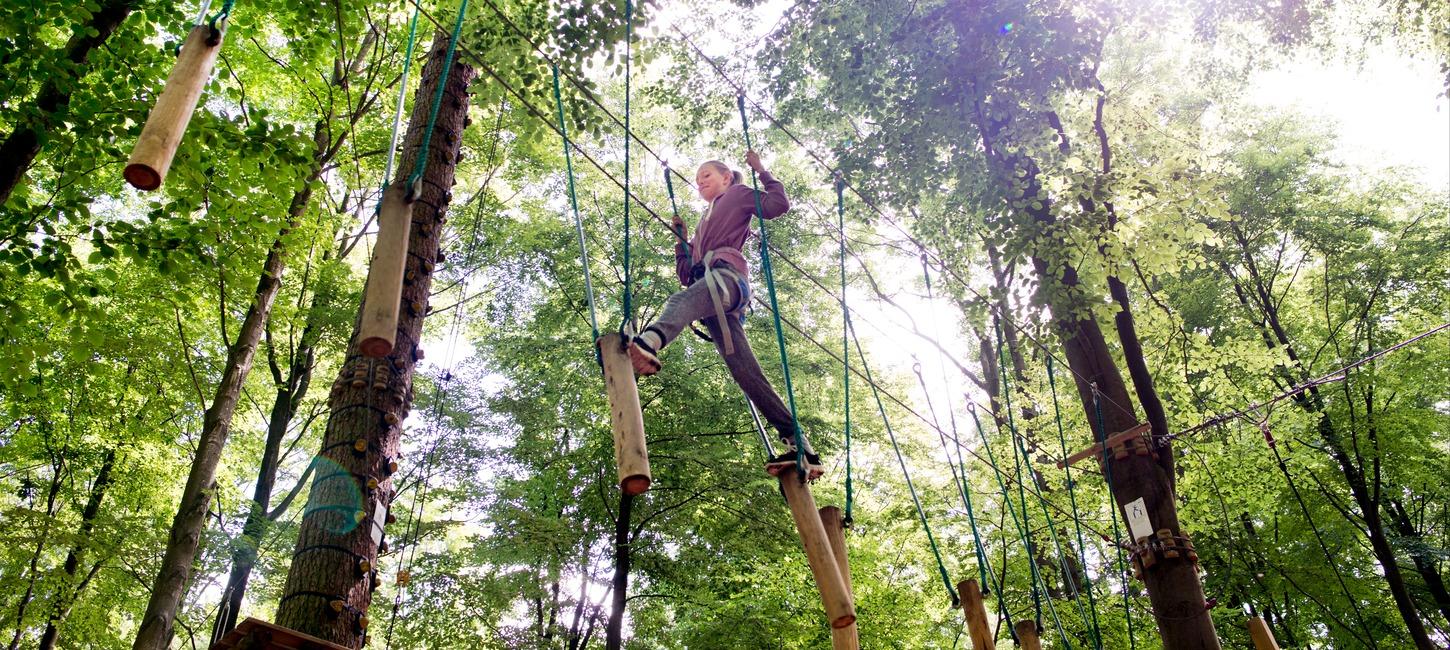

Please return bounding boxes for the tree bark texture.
[36,449,116,650]
[0,0,136,207]
[606,492,635,650]
[273,32,472,645]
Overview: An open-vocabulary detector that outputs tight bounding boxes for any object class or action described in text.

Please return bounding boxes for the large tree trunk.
[605,493,635,650]
[129,75,353,650]
[209,315,321,642]
[1387,499,1450,625]
[272,32,472,645]
[0,0,136,206]
[37,449,116,650]
[6,461,65,650]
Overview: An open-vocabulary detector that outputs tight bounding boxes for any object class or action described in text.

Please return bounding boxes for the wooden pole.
[125,22,226,191]
[819,506,858,650]
[598,334,650,495]
[779,476,855,629]
[1247,617,1281,650]
[1014,620,1041,650]
[358,184,412,357]
[957,579,993,650]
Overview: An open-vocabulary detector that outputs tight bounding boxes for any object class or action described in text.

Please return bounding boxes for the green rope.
[1048,357,1104,649]
[847,322,958,607]
[207,0,235,29]
[404,0,469,195]
[665,164,688,256]
[966,400,1070,648]
[552,64,600,360]
[992,320,1042,629]
[619,0,634,334]
[1091,386,1136,649]
[735,94,805,476]
[380,7,421,191]
[836,175,853,525]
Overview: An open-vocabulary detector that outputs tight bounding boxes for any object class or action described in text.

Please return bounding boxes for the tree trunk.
[0,0,136,207]
[1387,499,1450,625]
[606,492,635,650]
[37,449,116,650]
[272,32,472,645]
[209,315,321,643]
[7,463,64,650]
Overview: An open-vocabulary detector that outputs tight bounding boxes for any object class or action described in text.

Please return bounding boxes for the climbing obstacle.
[599,333,651,495]
[209,617,347,650]
[358,183,413,357]
[779,476,855,629]
[125,22,227,191]
[1248,617,1281,650]
[819,506,859,649]
[957,579,993,650]
[1014,620,1042,650]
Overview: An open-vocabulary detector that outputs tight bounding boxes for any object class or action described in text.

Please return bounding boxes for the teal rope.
[552,64,600,358]
[380,8,421,191]
[966,401,1071,648]
[207,0,235,29]
[992,320,1042,629]
[847,322,958,607]
[735,94,805,476]
[405,0,469,194]
[619,0,634,333]
[664,164,688,255]
[1091,387,1136,649]
[836,175,852,525]
[1049,356,1104,649]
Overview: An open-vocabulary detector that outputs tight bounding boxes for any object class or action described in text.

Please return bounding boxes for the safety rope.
[379,7,421,196]
[836,175,853,524]
[619,0,634,334]
[1090,387,1136,649]
[1048,357,1104,649]
[848,321,958,607]
[736,94,806,476]
[404,0,469,196]
[207,0,235,29]
[991,320,1042,630]
[551,64,601,358]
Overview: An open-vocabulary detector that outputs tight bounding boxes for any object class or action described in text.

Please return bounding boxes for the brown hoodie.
[675,171,790,287]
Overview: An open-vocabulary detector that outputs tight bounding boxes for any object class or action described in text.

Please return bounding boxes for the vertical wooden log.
[125,23,226,191]
[598,334,650,495]
[1247,617,1280,650]
[779,477,855,629]
[1014,620,1041,650]
[957,579,993,650]
[819,506,858,650]
[358,184,412,357]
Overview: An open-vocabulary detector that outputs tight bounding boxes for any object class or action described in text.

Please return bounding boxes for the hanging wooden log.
[1057,422,1150,468]
[125,22,227,191]
[599,333,651,495]
[209,617,348,650]
[819,506,859,650]
[1014,620,1042,650]
[779,476,855,629]
[1247,616,1281,650]
[957,579,993,650]
[358,183,413,357]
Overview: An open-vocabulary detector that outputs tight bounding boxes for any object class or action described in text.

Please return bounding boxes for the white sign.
[1125,497,1153,541]
[370,500,388,546]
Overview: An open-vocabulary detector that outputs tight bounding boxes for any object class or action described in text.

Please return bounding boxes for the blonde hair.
[700,160,743,185]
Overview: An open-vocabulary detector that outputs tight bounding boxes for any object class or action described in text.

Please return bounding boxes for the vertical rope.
[552,64,600,359]
[619,0,634,333]
[735,94,805,476]
[380,8,421,193]
[836,174,853,524]
[1048,356,1104,649]
[404,0,469,196]
[1091,387,1136,649]
[992,319,1042,629]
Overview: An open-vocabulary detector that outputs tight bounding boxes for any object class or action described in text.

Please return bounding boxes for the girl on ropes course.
[626,150,823,479]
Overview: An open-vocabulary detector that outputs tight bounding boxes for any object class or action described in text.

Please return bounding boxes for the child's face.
[696,165,730,202]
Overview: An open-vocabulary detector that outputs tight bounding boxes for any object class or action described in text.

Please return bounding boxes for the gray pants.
[648,278,802,447]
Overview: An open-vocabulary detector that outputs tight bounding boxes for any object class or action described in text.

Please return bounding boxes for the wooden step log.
[358,183,413,357]
[1014,620,1042,650]
[819,506,859,650]
[209,617,348,649]
[1057,422,1151,468]
[598,333,651,495]
[957,579,993,650]
[1248,616,1281,650]
[779,475,855,629]
[125,22,227,191]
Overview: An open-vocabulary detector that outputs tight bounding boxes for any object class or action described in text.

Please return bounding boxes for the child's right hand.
[671,214,688,241]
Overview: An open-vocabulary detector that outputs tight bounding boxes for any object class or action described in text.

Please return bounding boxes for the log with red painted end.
[599,333,651,495]
[780,477,855,629]
[125,23,226,191]
[820,506,859,649]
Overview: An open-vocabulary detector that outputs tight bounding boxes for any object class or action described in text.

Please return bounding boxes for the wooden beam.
[780,476,855,629]
[358,183,412,357]
[820,506,859,650]
[125,23,226,191]
[1014,620,1042,650]
[598,334,650,495]
[957,579,993,650]
[1057,422,1151,468]
[1248,616,1281,650]
[209,617,349,650]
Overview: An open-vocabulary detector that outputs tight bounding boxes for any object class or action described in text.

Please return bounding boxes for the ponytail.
[701,160,743,186]
[731,170,743,185]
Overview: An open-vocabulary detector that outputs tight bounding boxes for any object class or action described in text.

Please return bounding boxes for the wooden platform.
[210,618,349,650]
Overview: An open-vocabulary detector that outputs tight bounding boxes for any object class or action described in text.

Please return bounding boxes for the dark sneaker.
[627,335,661,376]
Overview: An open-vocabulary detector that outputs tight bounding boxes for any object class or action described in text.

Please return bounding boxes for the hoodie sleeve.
[675,233,693,287]
[754,171,791,220]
